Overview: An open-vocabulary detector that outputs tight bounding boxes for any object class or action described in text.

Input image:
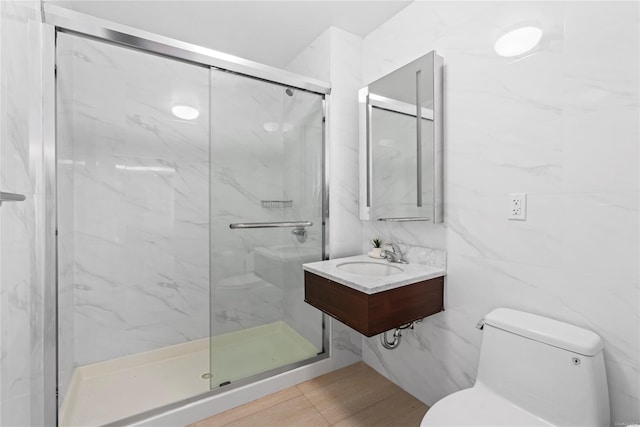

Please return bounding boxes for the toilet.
[421,308,610,426]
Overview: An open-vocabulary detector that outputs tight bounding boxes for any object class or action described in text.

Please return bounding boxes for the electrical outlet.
[509,193,527,220]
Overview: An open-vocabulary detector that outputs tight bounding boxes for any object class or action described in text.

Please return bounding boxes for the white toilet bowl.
[420,308,610,427]
[421,386,552,426]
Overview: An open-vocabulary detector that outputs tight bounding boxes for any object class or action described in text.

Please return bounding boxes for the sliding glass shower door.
[55,30,326,425]
[56,32,212,426]
[209,69,325,388]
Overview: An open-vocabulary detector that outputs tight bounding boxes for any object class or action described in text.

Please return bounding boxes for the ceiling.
[53,1,412,67]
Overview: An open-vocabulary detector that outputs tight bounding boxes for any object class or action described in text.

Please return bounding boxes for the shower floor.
[59,321,320,427]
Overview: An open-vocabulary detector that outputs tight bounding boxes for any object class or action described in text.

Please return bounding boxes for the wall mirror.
[358,50,443,223]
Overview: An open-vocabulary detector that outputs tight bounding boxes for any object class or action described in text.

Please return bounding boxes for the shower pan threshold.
[59,321,320,427]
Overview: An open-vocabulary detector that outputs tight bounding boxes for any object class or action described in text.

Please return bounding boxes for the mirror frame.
[358,51,443,223]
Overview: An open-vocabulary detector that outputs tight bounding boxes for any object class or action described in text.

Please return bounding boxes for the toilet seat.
[421,387,553,427]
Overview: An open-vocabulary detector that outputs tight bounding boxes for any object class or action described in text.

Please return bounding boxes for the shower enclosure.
[50,8,329,426]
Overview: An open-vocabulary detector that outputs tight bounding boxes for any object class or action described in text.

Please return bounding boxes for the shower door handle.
[0,192,26,207]
[229,221,313,229]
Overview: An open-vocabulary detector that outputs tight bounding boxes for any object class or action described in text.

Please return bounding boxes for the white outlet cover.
[509,193,527,220]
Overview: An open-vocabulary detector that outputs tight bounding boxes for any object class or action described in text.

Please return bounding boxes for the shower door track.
[44,4,331,95]
[41,4,332,426]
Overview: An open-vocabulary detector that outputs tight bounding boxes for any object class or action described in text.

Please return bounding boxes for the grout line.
[296,363,403,425]
[299,361,365,392]
[213,386,303,427]
[328,388,404,425]
[299,392,333,426]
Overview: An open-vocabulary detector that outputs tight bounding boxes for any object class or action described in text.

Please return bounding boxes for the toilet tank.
[476,308,610,427]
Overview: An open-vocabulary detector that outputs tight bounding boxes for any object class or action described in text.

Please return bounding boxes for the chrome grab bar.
[0,192,26,206]
[377,217,431,222]
[229,221,313,229]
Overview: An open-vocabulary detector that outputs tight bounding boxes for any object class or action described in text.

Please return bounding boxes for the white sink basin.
[336,261,404,276]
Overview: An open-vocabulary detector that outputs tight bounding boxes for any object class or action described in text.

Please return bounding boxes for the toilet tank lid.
[484,308,603,356]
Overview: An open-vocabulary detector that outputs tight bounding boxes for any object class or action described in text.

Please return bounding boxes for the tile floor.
[189,362,429,427]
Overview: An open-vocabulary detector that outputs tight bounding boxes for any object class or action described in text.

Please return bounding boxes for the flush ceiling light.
[494,26,543,57]
[171,105,199,120]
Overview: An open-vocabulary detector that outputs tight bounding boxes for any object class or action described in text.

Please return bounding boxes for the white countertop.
[303,255,446,294]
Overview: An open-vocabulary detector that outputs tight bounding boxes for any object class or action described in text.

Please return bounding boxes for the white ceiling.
[54,1,412,67]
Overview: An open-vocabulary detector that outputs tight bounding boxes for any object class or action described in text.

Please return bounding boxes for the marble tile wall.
[281,98,325,350]
[360,2,639,425]
[56,33,76,404]
[209,70,286,338]
[286,27,364,369]
[57,33,211,365]
[59,33,328,368]
[0,1,45,425]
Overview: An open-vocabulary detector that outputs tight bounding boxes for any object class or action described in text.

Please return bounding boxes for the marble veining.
[395,243,447,270]
[58,30,329,374]
[286,27,365,369]
[0,1,46,425]
[304,255,445,294]
[360,2,640,425]
[58,31,212,365]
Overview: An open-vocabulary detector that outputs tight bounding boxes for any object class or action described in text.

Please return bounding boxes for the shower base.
[59,321,320,427]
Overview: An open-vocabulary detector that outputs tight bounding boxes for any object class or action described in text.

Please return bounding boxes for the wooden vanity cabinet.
[304,271,444,337]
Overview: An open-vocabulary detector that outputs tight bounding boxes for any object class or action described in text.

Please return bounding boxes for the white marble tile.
[209,67,327,354]
[396,244,447,269]
[56,51,77,400]
[563,108,639,193]
[563,15,639,116]
[327,29,364,260]
[284,29,332,82]
[57,33,212,365]
[362,221,446,252]
[561,192,639,280]
[362,2,640,425]
[544,265,639,425]
[325,29,365,365]
[564,1,639,40]
[446,194,564,268]
[363,307,482,405]
[1,393,32,427]
[330,319,362,370]
[0,0,46,424]
[446,116,564,198]
[286,28,365,366]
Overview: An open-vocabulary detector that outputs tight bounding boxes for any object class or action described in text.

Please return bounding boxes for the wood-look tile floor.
[188,362,429,427]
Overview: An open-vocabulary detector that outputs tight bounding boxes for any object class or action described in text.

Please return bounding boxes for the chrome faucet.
[380,242,408,264]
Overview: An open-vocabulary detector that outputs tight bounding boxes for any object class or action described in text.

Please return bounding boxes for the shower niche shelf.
[302,256,445,337]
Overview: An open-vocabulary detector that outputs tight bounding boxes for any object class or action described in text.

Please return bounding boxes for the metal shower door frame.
[41,5,331,426]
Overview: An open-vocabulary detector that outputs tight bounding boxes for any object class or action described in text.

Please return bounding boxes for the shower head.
[285,88,294,97]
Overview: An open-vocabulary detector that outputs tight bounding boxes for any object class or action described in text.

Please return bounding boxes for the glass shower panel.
[56,33,210,425]
[209,69,324,389]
